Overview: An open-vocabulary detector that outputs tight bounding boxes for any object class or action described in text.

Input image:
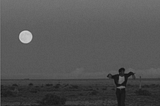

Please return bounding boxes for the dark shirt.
[111,72,134,87]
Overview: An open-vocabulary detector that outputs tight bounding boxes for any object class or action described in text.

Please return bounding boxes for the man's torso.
[117,76,125,89]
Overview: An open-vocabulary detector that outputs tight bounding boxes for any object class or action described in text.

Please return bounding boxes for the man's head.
[118,68,125,76]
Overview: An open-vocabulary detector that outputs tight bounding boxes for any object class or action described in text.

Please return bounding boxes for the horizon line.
[1,78,160,80]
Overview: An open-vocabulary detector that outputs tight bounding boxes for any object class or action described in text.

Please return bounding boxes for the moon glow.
[19,30,33,44]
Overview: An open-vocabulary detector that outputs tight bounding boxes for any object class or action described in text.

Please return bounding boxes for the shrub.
[112,88,115,91]
[127,84,133,87]
[45,84,53,87]
[102,87,107,90]
[30,90,38,93]
[12,84,18,87]
[142,85,150,88]
[29,83,34,86]
[70,85,79,89]
[55,84,61,89]
[84,88,93,91]
[64,84,69,87]
[79,93,83,96]
[150,84,159,88]
[38,93,66,105]
[90,90,99,95]
[9,86,15,90]
[1,89,15,97]
[135,89,152,96]
[35,86,39,88]
[30,88,40,93]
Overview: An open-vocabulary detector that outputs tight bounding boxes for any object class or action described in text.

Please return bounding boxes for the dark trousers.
[116,88,126,106]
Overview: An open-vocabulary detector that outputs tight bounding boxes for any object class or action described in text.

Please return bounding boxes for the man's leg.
[120,89,126,106]
[116,89,121,106]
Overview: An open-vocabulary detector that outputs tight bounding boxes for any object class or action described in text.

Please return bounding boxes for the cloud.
[2,68,160,79]
[68,67,160,79]
[128,68,160,78]
[69,67,109,79]
[70,67,84,75]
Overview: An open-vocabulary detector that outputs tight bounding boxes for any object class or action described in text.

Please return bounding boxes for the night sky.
[2,0,160,79]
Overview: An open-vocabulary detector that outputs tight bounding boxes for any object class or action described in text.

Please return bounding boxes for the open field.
[1,79,160,106]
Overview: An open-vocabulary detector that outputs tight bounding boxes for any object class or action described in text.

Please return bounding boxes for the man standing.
[107,68,136,106]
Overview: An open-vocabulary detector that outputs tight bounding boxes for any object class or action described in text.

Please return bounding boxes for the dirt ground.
[1,81,160,106]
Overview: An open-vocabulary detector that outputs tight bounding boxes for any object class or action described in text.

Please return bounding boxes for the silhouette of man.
[107,68,136,106]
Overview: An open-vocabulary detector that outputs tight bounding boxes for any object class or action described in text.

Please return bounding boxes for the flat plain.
[1,79,160,106]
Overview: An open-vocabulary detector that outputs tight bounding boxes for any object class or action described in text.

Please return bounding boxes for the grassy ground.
[1,82,160,106]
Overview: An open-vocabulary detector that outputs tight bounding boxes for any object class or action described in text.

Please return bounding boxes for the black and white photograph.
[1,0,160,106]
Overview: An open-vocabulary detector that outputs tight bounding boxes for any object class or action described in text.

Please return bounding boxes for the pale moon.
[19,30,33,44]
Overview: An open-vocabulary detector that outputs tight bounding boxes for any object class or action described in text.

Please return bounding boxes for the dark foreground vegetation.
[1,83,160,106]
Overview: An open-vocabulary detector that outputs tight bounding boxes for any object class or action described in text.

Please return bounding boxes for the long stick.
[139,76,141,90]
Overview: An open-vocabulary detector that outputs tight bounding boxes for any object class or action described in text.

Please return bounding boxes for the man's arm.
[107,74,116,79]
[126,72,136,79]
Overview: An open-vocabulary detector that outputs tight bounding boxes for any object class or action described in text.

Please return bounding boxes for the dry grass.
[1,80,160,106]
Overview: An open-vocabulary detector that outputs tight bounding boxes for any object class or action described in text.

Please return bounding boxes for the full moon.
[19,30,33,44]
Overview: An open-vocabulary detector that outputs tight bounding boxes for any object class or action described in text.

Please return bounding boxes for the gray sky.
[1,0,160,79]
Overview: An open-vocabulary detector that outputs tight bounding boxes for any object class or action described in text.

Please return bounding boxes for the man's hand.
[132,74,136,80]
[107,74,112,79]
